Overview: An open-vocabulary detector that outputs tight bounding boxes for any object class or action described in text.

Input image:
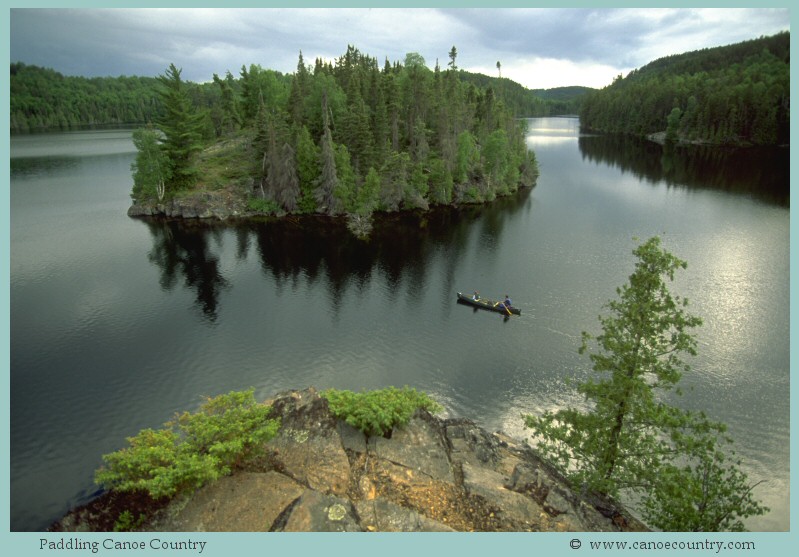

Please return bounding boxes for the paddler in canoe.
[497,294,512,315]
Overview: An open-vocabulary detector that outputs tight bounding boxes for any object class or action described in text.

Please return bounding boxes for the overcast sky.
[10,7,791,90]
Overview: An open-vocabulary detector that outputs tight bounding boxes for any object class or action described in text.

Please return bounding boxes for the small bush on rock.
[95,389,280,499]
[322,386,443,437]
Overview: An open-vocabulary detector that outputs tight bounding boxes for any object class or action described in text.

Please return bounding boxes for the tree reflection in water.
[145,220,230,321]
[578,134,789,207]
[137,188,534,320]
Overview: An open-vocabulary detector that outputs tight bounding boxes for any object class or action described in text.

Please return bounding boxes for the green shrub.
[113,510,147,532]
[95,389,280,499]
[247,196,281,214]
[322,387,443,437]
[462,186,483,203]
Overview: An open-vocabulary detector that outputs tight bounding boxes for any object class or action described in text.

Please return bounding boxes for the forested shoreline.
[9,60,578,134]
[10,63,164,131]
[11,33,789,234]
[124,46,546,234]
[580,32,789,146]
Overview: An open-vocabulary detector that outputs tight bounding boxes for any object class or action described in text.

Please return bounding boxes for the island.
[125,47,540,237]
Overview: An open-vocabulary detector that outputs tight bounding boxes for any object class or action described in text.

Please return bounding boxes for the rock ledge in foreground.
[54,388,647,533]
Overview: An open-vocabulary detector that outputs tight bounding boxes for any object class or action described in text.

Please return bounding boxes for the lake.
[9,118,789,531]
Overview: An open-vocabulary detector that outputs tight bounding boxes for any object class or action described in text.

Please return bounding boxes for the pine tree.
[641,420,767,531]
[288,51,310,126]
[212,71,241,134]
[379,151,410,211]
[275,142,300,212]
[295,125,320,213]
[340,92,373,175]
[454,131,479,185]
[155,64,206,191]
[448,46,458,71]
[332,144,356,213]
[524,237,767,531]
[406,161,429,209]
[315,92,340,214]
[482,128,510,194]
[370,71,390,169]
[427,156,453,205]
[356,166,381,216]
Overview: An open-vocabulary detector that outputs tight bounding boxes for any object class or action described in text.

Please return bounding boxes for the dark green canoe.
[456,292,521,315]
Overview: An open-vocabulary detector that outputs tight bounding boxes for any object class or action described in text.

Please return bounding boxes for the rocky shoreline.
[127,189,253,221]
[52,388,647,533]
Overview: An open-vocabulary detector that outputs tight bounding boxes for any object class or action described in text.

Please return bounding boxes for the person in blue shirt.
[502,294,512,310]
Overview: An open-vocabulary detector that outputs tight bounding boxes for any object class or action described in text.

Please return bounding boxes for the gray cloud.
[443,8,789,67]
[10,8,790,89]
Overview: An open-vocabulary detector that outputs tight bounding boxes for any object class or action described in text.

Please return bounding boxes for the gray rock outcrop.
[127,189,251,221]
[149,388,646,532]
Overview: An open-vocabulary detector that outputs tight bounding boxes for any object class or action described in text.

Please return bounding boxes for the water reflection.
[578,134,789,206]
[136,189,533,319]
[11,155,82,178]
[11,123,789,531]
[144,220,230,322]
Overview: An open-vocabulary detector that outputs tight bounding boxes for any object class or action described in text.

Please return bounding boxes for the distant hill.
[10,61,589,133]
[457,71,591,117]
[580,32,789,145]
[628,32,789,82]
[531,86,594,102]
[10,62,163,131]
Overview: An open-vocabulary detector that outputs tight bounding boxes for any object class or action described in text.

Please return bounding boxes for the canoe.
[456,292,521,315]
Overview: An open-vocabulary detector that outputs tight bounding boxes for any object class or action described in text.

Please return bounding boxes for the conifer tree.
[155,64,206,191]
[482,128,510,193]
[315,92,340,214]
[427,156,454,204]
[275,142,300,212]
[332,144,356,212]
[448,46,458,71]
[288,51,310,126]
[384,73,401,152]
[295,125,320,213]
[406,162,429,209]
[356,167,381,216]
[124,45,541,220]
[370,72,390,169]
[454,130,479,184]
[212,71,241,134]
[379,151,410,211]
[524,237,767,531]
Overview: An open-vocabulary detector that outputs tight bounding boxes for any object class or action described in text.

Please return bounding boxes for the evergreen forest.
[126,46,545,229]
[10,63,164,131]
[9,59,580,133]
[579,32,790,145]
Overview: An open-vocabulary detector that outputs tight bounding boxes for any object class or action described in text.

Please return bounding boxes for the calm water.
[9,120,789,531]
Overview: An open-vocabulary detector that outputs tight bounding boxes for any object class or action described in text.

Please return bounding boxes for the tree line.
[579,32,789,146]
[457,70,588,116]
[9,60,581,133]
[10,63,164,131]
[130,46,541,233]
